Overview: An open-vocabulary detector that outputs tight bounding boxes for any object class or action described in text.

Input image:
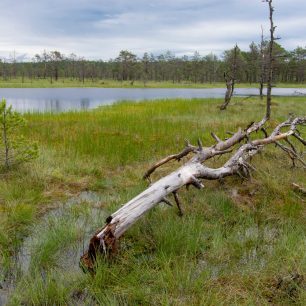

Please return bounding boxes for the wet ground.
[0,191,107,305]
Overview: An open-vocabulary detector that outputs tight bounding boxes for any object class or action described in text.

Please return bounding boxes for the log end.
[79,251,95,274]
[79,234,101,273]
[80,225,118,273]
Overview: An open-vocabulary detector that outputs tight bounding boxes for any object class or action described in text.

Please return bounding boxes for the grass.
[0,77,305,88]
[0,96,305,305]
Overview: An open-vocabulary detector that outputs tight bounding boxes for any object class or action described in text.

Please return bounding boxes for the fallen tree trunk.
[80,116,305,271]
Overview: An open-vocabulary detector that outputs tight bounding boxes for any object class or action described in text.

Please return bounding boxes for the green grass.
[0,96,305,305]
[0,77,305,88]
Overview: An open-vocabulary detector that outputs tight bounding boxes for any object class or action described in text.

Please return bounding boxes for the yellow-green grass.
[1,96,305,305]
[0,77,305,88]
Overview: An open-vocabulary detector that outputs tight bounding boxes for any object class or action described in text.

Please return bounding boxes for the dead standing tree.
[265,0,277,119]
[80,0,305,271]
[259,25,267,99]
[220,44,238,110]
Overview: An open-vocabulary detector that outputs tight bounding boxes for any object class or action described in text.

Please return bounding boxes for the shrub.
[0,99,38,170]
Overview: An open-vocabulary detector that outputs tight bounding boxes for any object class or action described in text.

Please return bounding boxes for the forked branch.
[80,116,305,272]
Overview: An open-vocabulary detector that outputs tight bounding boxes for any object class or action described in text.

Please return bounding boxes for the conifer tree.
[0,99,38,170]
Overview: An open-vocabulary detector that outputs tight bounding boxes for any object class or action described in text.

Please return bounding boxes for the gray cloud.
[0,0,305,60]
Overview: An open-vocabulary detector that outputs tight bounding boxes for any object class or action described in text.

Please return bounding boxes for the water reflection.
[0,87,305,113]
[80,98,90,110]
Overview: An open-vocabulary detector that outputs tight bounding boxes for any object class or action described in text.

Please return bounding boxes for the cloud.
[0,0,305,60]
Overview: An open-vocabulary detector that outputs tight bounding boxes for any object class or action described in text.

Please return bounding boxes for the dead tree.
[80,115,305,271]
[259,25,266,99]
[265,0,276,119]
[220,45,238,110]
[80,0,305,272]
[220,72,234,110]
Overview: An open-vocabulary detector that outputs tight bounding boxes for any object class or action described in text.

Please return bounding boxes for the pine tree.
[0,99,38,170]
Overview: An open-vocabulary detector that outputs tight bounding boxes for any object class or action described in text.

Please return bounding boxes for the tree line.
[0,43,305,85]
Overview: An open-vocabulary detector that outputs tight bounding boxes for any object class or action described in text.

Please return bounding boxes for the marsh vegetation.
[0,96,305,305]
[0,78,305,89]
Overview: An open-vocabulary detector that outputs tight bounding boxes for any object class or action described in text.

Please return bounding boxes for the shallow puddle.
[0,191,107,305]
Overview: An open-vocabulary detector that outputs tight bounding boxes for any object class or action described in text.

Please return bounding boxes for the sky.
[0,0,305,61]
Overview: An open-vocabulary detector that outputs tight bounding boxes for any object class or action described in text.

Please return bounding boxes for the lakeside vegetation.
[0,96,305,305]
[0,77,305,88]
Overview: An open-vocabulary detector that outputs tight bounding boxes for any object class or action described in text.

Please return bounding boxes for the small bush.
[0,99,38,170]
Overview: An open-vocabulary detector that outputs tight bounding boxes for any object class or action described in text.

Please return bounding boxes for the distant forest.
[1,43,306,84]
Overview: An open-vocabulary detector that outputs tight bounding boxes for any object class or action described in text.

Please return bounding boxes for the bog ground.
[0,96,305,305]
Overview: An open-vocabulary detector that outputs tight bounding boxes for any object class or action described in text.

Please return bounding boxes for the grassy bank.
[0,77,305,88]
[0,97,305,305]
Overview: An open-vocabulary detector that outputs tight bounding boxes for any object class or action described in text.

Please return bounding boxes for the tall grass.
[0,96,305,305]
[0,77,305,88]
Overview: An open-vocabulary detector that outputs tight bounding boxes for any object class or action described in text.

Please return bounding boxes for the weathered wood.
[265,0,276,119]
[259,25,266,99]
[220,44,238,110]
[292,183,306,195]
[80,116,305,271]
[220,72,234,110]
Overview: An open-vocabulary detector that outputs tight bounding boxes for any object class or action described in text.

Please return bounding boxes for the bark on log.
[80,116,305,271]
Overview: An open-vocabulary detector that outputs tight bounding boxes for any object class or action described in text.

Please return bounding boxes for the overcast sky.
[0,0,305,61]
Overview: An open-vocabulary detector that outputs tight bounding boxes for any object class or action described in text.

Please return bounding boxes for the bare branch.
[81,116,305,271]
[275,142,306,168]
[143,144,197,180]
[160,197,173,207]
[293,132,306,146]
[173,191,183,216]
[292,183,306,195]
[211,132,222,143]
[144,116,269,181]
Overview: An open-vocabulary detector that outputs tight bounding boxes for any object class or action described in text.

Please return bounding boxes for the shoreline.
[0,79,305,89]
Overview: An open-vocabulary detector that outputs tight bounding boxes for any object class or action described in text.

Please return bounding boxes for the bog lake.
[0,87,305,113]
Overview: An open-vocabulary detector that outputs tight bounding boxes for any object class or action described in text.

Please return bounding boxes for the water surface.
[0,87,305,113]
